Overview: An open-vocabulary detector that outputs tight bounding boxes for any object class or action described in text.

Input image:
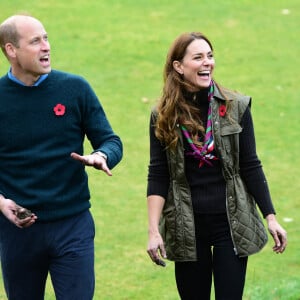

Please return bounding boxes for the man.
[0,14,123,300]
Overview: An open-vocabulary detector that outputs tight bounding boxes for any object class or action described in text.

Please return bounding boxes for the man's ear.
[5,43,17,58]
[173,60,183,75]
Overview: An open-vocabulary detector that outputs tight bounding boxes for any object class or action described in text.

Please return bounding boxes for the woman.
[146,32,287,300]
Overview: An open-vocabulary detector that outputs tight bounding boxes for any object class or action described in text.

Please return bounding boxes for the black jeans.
[175,213,248,300]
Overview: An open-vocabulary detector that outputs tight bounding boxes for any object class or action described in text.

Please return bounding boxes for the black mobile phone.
[156,259,166,267]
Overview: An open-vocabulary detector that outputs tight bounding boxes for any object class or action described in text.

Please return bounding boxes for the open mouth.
[40,55,50,66]
[197,71,210,78]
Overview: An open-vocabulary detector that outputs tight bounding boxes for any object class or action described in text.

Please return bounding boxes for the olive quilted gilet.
[160,84,268,261]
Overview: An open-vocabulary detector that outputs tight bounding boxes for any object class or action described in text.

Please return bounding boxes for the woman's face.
[173,38,215,91]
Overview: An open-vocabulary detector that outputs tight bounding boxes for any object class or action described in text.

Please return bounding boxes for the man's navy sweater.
[0,70,122,221]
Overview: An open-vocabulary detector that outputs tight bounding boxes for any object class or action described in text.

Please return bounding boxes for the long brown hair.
[155,32,215,149]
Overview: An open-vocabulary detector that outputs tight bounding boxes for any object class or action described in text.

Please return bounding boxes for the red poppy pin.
[53,104,66,116]
[219,104,226,117]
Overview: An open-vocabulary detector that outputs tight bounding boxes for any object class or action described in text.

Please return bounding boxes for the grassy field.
[0,0,299,299]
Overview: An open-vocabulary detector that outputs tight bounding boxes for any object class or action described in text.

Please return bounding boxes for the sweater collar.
[8,68,49,86]
[183,87,210,104]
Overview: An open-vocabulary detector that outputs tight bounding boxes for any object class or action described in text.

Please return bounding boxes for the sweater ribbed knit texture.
[0,70,122,221]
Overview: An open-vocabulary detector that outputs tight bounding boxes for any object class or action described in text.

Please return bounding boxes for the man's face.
[11,17,51,85]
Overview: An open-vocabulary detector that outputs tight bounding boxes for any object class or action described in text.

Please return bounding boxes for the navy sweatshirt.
[0,70,122,221]
[147,89,275,217]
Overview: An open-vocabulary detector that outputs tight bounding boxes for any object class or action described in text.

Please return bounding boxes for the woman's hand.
[266,214,287,253]
[147,195,166,266]
[147,231,167,267]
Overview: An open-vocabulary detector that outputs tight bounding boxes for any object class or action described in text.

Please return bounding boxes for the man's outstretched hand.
[70,152,112,176]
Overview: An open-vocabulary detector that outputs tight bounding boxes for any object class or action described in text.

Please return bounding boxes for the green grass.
[0,0,299,299]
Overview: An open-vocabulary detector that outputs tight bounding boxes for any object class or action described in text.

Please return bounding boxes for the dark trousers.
[0,210,95,300]
[175,213,248,300]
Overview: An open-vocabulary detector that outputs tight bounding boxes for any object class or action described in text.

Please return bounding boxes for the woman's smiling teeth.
[197,71,210,78]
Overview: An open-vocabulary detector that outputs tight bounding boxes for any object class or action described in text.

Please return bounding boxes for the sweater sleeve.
[80,79,123,169]
[147,113,170,198]
[239,107,276,217]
